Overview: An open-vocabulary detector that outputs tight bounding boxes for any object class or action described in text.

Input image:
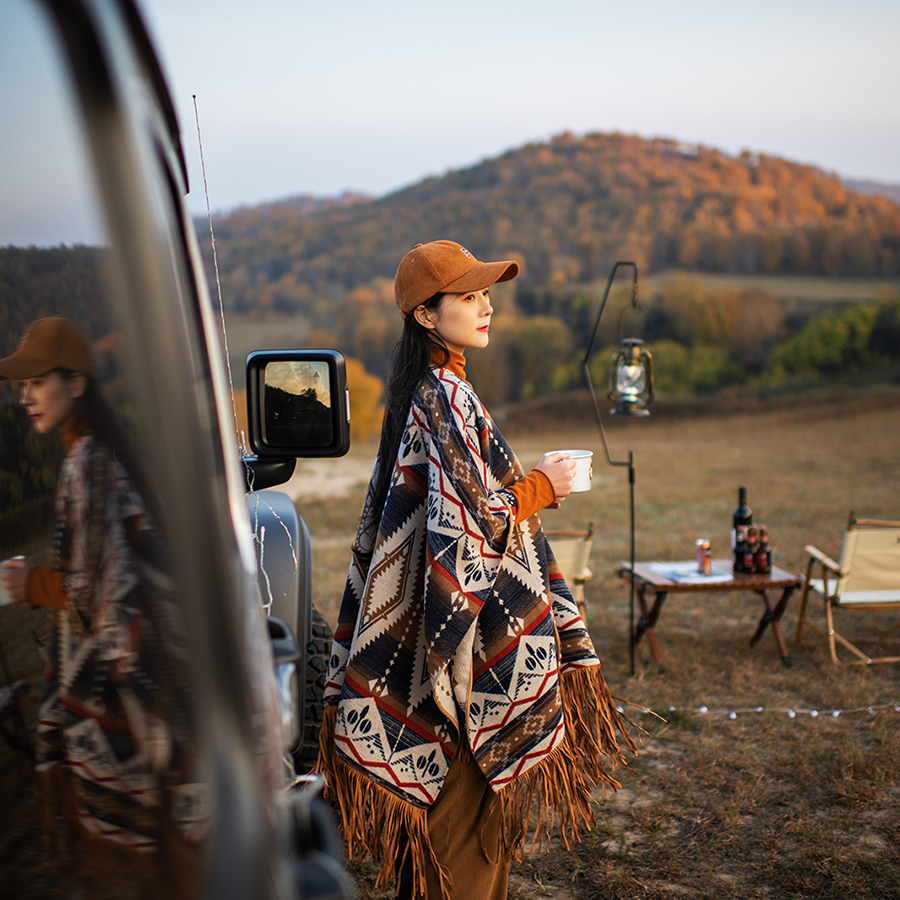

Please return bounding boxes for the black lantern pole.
[583,261,650,676]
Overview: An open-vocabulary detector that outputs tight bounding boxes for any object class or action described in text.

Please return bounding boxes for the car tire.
[293,607,333,773]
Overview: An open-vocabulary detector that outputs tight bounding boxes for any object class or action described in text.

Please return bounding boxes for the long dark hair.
[58,369,149,502]
[367,293,448,536]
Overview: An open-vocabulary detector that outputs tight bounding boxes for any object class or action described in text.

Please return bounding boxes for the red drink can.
[696,539,711,575]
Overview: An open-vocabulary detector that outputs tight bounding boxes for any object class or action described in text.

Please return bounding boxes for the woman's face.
[417,288,494,354]
[18,371,84,434]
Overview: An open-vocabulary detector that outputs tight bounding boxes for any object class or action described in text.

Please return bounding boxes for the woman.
[0,316,202,899]
[317,242,636,900]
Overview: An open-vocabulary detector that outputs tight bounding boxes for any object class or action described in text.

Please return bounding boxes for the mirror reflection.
[264,360,333,447]
[0,5,206,894]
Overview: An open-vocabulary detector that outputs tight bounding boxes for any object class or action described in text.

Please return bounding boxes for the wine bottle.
[732,486,752,549]
[733,524,747,574]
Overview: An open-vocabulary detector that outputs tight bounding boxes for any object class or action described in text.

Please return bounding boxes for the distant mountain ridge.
[201,131,900,313]
[841,178,900,205]
[206,191,372,222]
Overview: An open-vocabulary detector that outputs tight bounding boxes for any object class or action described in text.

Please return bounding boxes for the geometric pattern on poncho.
[36,436,206,847]
[325,367,599,807]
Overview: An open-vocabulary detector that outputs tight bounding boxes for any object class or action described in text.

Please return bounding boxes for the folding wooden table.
[617,560,801,671]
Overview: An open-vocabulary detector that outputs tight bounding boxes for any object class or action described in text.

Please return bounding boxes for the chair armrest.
[804,545,841,575]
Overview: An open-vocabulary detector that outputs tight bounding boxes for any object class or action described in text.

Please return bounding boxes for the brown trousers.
[398,746,510,900]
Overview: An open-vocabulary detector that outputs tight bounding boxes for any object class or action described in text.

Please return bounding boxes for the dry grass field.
[300,389,900,899]
[0,389,898,897]
[642,271,900,304]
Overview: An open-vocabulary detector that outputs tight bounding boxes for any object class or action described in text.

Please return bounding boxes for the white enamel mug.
[543,450,593,493]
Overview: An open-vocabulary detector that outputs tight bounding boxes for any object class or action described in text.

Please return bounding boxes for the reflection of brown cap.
[394,240,519,315]
[0,316,95,380]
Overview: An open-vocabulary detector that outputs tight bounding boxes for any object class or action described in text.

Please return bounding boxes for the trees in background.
[344,358,384,443]
[768,295,900,380]
[327,269,899,422]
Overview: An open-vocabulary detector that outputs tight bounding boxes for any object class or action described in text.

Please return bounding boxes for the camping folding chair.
[545,523,594,620]
[795,513,900,665]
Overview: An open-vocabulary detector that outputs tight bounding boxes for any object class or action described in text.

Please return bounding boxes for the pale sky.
[2,0,899,245]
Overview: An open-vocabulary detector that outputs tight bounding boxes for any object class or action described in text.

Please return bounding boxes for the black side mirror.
[246,350,351,460]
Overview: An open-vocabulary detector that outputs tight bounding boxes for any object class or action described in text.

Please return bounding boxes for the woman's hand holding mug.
[0,556,31,605]
[535,452,576,507]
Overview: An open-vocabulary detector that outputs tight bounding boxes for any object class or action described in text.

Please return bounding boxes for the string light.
[628,702,900,721]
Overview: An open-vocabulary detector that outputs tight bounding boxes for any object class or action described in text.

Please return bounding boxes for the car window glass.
[0,4,207,894]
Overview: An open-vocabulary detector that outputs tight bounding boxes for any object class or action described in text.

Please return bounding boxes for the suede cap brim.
[0,355,66,380]
[441,259,519,296]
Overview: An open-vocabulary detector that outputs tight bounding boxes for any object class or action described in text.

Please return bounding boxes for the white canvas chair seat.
[796,515,900,664]
[808,583,900,605]
[545,523,594,619]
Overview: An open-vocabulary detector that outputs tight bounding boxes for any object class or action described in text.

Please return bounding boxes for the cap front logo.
[459,247,473,259]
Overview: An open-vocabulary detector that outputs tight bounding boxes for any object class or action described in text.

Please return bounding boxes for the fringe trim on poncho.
[317,705,449,899]
[317,665,637,899]
[39,766,205,900]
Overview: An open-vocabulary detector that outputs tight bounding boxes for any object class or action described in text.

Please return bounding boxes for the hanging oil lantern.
[608,338,654,415]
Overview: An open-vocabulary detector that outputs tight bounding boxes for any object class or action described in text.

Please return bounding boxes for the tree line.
[305,271,900,417]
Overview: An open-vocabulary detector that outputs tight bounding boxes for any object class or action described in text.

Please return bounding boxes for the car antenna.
[193,93,247,456]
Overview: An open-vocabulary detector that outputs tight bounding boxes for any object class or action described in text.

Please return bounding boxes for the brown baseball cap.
[0,316,95,380]
[394,240,520,315]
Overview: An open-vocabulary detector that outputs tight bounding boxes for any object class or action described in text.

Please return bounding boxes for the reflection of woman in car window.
[0,317,203,898]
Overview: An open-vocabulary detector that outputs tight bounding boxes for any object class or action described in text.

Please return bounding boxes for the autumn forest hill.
[204,130,900,317]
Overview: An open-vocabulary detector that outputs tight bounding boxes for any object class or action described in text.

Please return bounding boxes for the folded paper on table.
[649,561,734,584]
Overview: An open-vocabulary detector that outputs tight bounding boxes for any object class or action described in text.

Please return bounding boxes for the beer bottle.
[742,525,758,574]
[755,525,772,574]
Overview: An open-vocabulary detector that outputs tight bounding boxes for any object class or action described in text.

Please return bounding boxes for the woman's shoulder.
[417,367,483,417]
[60,432,93,470]
[422,365,479,400]
[56,434,94,502]
[61,433,123,482]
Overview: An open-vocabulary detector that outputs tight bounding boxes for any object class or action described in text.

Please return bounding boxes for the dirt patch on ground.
[283,457,374,501]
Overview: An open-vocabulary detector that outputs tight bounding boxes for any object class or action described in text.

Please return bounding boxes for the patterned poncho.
[318,366,636,894]
[36,435,204,852]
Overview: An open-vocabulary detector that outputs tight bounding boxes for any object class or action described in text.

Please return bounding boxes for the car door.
[0,1,302,896]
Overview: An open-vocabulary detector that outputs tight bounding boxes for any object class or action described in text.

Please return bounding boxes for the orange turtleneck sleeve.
[27,567,68,609]
[433,347,557,520]
[507,470,557,521]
